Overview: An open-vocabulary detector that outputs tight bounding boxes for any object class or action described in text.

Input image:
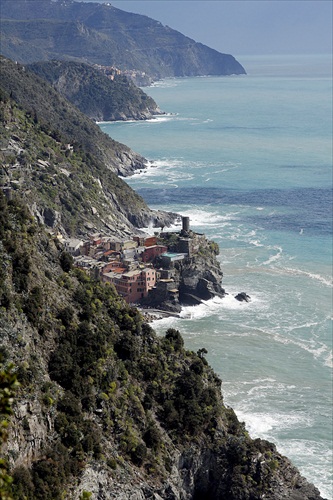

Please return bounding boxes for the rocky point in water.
[141,217,225,313]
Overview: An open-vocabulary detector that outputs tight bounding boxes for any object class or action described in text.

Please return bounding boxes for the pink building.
[103,268,156,303]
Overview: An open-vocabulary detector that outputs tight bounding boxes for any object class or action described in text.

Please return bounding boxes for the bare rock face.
[42,207,62,228]
[179,257,225,305]
[127,210,179,230]
[115,150,148,177]
[10,399,49,467]
[69,444,324,500]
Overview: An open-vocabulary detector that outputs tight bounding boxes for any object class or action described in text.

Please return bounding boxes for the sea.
[99,54,333,499]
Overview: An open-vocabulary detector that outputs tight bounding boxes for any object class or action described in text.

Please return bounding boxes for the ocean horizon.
[100,53,333,499]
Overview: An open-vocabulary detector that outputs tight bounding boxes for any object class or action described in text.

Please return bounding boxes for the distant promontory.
[1,0,246,83]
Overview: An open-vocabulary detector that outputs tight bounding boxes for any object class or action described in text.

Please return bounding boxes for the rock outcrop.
[142,230,225,312]
[235,291,251,302]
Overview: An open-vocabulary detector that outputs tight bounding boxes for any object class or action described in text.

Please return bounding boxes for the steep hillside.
[0,191,324,500]
[0,56,148,177]
[0,57,176,237]
[0,0,246,81]
[28,60,163,121]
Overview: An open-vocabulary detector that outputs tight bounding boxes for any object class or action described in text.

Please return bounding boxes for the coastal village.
[61,217,207,307]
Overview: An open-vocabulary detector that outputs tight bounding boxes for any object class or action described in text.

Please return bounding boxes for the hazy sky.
[84,0,332,57]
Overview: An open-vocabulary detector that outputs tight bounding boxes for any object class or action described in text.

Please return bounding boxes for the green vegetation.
[0,191,285,498]
[0,358,19,500]
[0,56,140,174]
[0,38,316,500]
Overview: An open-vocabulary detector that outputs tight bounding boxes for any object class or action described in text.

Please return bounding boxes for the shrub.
[143,423,160,450]
[165,329,184,351]
[131,443,147,466]
[24,286,43,326]
[12,466,35,499]
[59,251,73,272]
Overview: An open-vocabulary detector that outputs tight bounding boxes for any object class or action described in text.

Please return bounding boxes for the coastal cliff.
[0,56,151,178]
[0,192,325,500]
[0,57,176,240]
[28,61,163,122]
[0,54,326,500]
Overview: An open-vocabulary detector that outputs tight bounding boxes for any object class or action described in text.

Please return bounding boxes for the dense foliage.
[0,192,221,498]
[0,359,19,500]
[0,191,293,500]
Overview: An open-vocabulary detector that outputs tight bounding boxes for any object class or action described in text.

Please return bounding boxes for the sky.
[82,0,332,57]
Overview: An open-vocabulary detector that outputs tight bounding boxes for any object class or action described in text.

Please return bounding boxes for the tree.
[165,329,184,351]
[59,251,73,272]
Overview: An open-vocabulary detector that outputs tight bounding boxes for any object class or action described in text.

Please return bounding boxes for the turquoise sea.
[100,54,333,499]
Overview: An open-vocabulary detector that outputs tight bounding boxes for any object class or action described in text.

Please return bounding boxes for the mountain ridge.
[0,0,246,82]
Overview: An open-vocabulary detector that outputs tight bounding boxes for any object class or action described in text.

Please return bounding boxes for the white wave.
[229,408,332,500]
[151,316,178,330]
[282,266,333,287]
[218,293,253,311]
[293,340,333,368]
[171,208,240,228]
[248,237,262,246]
[247,382,297,398]
[128,158,196,183]
[324,350,333,368]
[252,377,276,384]
[180,304,214,321]
[234,408,312,437]
[262,246,283,265]
[211,163,241,174]
[168,292,264,321]
[276,439,333,500]
[144,113,177,123]
[98,119,136,125]
[150,79,179,88]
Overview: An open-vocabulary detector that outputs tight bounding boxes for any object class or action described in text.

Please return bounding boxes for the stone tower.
[181,216,190,236]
